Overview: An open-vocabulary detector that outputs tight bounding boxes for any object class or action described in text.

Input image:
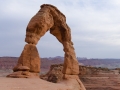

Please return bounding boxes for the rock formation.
[40,64,63,83]
[7,4,79,77]
[25,4,79,75]
[7,4,86,90]
[7,44,40,78]
[40,64,105,82]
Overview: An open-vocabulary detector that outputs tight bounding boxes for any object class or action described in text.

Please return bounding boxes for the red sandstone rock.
[7,71,39,78]
[7,4,85,90]
[17,44,40,73]
[13,66,30,72]
[8,3,79,76]
[8,44,40,78]
[25,4,79,75]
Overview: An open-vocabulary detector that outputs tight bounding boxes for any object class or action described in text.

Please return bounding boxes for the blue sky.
[0,0,120,58]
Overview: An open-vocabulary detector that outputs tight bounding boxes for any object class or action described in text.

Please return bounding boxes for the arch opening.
[7,4,79,78]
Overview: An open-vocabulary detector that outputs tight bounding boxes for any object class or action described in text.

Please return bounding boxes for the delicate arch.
[25,4,79,75]
[7,4,79,77]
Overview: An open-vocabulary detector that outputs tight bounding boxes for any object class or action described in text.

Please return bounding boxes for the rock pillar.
[62,42,79,75]
[7,44,40,78]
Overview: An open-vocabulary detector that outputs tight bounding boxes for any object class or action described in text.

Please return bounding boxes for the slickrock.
[0,77,85,90]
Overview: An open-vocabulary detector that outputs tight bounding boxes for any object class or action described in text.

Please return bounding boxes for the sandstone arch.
[7,4,79,77]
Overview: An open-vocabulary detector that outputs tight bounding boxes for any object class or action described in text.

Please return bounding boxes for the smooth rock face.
[7,71,39,78]
[0,77,86,90]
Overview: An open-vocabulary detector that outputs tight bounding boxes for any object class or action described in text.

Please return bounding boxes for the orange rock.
[17,44,40,73]
[8,4,79,75]
[25,4,79,75]
[13,66,30,72]
[7,4,86,90]
[8,44,40,78]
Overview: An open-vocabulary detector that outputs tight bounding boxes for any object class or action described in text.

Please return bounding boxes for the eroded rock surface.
[25,4,79,75]
[16,44,40,73]
[8,4,79,77]
[7,4,85,90]
[7,44,40,78]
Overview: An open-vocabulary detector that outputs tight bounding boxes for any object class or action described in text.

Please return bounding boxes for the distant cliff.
[0,57,120,70]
